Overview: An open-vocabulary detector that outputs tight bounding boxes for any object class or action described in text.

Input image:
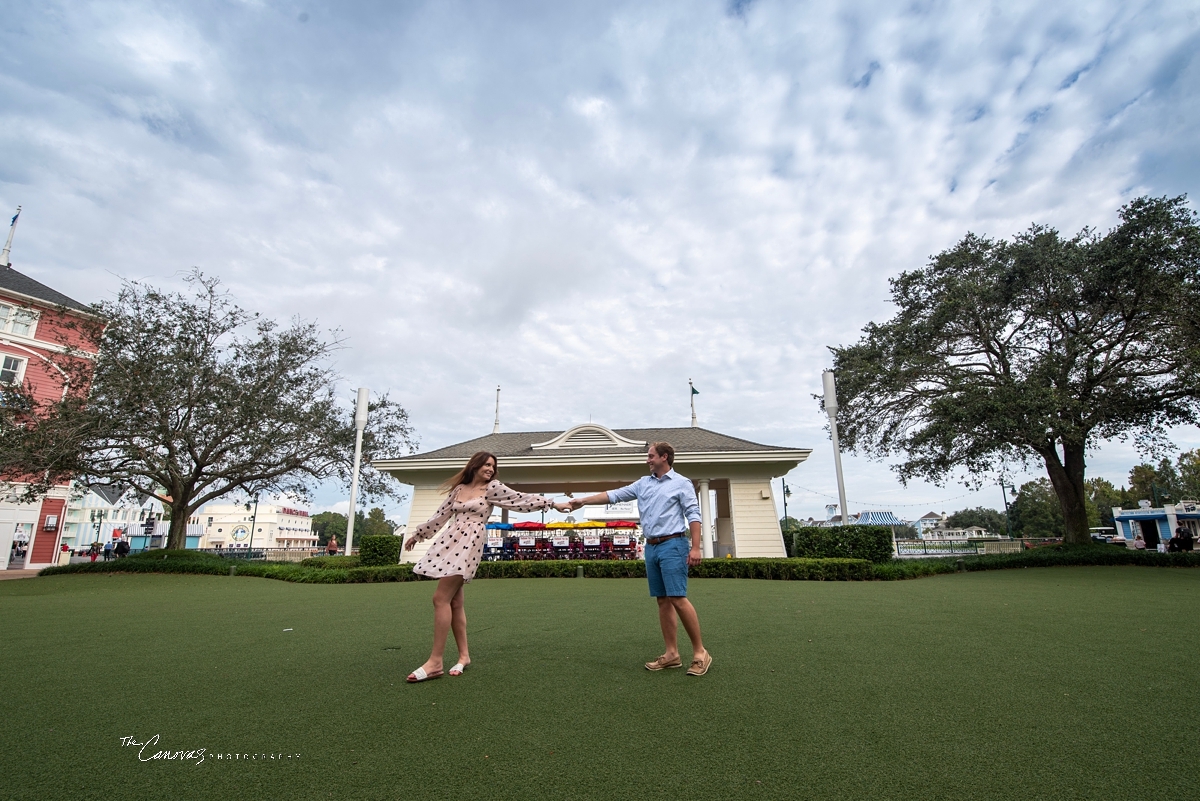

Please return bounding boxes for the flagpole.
[1,206,20,268]
[689,379,697,428]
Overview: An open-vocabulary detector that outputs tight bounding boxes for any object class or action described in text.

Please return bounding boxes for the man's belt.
[645,532,686,546]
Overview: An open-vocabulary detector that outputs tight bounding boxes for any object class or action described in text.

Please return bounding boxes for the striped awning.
[852,510,906,526]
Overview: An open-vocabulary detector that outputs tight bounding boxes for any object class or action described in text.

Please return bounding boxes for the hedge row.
[785,526,895,563]
[40,553,870,582]
[37,545,1200,584]
[299,555,361,569]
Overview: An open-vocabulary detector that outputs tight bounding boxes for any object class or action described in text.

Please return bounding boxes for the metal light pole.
[90,509,103,545]
[781,478,792,527]
[344,387,369,555]
[999,483,1014,538]
[822,370,850,526]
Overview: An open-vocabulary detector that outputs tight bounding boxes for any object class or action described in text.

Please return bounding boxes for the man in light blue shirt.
[569,442,712,676]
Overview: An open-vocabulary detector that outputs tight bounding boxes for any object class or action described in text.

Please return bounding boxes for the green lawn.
[2,568,1197,800]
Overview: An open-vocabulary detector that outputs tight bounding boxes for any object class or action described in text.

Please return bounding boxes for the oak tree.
[1,272,416,549]
[827,196,1200,545]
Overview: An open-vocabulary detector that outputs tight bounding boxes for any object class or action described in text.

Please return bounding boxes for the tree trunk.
[167,503,189,550]
[1041,442,1092,546]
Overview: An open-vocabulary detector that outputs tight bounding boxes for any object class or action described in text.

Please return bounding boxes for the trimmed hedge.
[299,555,362,569]
[358,535,402,567]
[38,555,870,582]
[692,558,871,581]
[787,525,895,563]
[38,546,1200,584]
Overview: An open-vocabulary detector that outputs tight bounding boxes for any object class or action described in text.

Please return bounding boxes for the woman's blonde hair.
[439,451,498,493]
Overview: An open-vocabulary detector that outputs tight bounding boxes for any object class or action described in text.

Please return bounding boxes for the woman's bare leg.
[415,575,464,675]
[450,583,470,666]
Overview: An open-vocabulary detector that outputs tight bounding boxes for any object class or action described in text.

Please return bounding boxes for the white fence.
[895,539,1038,558]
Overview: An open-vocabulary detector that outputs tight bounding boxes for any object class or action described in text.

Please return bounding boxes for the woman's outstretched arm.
[410,492,456,543]
[485,482,557,512]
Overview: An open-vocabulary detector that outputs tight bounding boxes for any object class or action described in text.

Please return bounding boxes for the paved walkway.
[0,569,40,580]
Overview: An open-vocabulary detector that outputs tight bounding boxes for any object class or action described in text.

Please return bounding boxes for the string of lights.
[787,483,981,509]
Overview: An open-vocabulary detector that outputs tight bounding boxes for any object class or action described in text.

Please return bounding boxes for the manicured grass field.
[2,568,1198,800]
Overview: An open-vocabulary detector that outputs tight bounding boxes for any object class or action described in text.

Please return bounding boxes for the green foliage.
[357,507,399,539]
[1008,479,1064,537]
[1083,477,1125,529]
[827,195,1200,545]
[1130,459,1184,506]
[786,526,895,563]
[1178,449,1200,501]
[299,555,360,569]
[358,534,402,567]
[310,512,347,547]
[945,506,1008,536]
[0,270,416,549]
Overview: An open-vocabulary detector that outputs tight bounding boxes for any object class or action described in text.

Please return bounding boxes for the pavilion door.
[1139,519,1160,548]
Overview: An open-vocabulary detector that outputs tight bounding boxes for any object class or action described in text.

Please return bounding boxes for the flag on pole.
[691,385,699,395]
[9,209,18,227]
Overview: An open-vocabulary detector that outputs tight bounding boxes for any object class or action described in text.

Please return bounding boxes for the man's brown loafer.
[645,654,683,671]
[686,652,713,676]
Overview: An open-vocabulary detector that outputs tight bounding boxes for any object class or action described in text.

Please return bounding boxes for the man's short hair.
[649,441,675,466]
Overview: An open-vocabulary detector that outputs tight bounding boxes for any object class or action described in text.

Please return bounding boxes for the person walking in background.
[569,442,713,677]
[326,536,338,556]
[1174,525,1194,552]
[1133,533,1146,550]
[115,539,129,558]
[103,541,113,561]
[403,451,571,682]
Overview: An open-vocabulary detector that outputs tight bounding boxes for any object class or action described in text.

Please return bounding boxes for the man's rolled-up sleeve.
[607,481,640,505]
[682,483,702,525]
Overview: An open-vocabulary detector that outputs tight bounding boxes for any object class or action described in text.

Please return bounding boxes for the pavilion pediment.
[530,424,647,450]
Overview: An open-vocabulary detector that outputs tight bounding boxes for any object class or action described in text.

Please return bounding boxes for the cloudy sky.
[3,0,1199,523]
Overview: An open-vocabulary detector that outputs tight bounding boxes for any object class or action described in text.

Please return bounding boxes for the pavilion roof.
[389,426,800,461]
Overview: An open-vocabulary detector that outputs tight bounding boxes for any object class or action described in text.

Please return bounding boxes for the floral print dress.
[412,480,554,582]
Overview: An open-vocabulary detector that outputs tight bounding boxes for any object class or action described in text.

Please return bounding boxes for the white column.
[344,387,369,554]
[699,479,712,559]
[823,371,850,525]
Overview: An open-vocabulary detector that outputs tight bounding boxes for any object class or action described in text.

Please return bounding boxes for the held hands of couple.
[552,501,572,513]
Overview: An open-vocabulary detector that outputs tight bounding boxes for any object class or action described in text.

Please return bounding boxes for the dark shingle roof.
[87,485,127,505]
[0,264,90,312]
[392,427,799,461]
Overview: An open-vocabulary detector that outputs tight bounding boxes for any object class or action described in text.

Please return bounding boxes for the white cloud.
[2,0,1198,521]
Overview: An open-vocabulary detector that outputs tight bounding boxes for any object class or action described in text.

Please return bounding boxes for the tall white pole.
[698,478,713,558]
[1,206,20,267]
[689,378,697,428]
[823,371,850,525]
[344,387,369,554]
[492,385,501,434]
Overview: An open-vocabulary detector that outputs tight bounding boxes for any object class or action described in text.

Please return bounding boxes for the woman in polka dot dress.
[403,451,571,682]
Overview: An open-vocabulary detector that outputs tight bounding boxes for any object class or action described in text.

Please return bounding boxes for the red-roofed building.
[1,262,102,569]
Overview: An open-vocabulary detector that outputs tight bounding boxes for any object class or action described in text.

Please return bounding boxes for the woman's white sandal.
[449,662,469,676]
[406,666,444,683]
